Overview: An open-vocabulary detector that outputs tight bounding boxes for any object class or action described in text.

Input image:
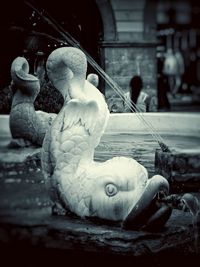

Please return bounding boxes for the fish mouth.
[122,175,172,231]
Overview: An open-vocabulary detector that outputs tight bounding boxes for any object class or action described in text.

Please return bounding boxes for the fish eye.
[105,183,118,197]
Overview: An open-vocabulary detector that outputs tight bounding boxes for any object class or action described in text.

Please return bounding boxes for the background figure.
[174,49,185,94]
[87,73,99,87]
[123,75,156,112]
[157,73,171,111]
[163,48,178,97]
[157,53,171,111]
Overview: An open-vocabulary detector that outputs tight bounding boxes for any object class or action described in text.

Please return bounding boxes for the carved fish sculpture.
[42,47,172,230]
[9,57,56,146]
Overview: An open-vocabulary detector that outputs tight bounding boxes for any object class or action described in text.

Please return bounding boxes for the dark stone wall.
[104,46,157,98]
[98,0,158,110]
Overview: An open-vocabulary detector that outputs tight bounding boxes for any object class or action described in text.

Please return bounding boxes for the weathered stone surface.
[0,138,200,264]
[104,46,157,101]
[0,196,200,264]
[0,208,197,249]
[155,148,200,192]
[9,57,57,146]
[0,146,41,177]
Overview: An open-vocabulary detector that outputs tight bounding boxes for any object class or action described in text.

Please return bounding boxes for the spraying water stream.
[181,194,200,253]
[158,193,200,253]
[21,2,200,244]
[25,0,170,153]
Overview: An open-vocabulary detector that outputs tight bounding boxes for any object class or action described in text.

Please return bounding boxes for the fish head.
[87,157,148,221]
[86,157,171,230]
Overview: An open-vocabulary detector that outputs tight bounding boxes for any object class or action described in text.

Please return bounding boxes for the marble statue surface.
[41,47,172,230]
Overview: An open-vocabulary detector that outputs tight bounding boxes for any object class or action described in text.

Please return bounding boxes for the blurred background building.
[0,0,199,112]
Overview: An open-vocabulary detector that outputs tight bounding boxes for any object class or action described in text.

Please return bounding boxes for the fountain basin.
[105,112,200,136]
[1,113,200,186]
[1,112,200,137]
[0,113,200,262]
[106,113,200,192]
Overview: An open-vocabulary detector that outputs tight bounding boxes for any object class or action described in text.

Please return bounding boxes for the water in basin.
[95,133,200,177]
[1,132,200,212]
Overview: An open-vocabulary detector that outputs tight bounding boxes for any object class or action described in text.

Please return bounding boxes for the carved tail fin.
[11,57,39,96]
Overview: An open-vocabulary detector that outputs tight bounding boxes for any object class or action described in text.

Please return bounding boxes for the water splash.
[181,193,200,254]
[24,0,170,153]
[160,193,200,253]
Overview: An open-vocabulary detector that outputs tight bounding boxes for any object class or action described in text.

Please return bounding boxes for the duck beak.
[122,175,172,231]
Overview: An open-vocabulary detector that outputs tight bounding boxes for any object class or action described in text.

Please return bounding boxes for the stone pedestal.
[155,148,200,192]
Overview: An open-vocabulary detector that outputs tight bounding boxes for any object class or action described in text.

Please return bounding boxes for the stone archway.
[0,0,106,88]
[95,0,117,41]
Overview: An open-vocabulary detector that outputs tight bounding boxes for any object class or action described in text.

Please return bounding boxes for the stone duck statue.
[9,57,56,147]
[42,47,172,230]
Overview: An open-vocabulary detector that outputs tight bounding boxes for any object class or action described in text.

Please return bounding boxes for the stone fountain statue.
[41,47,172,230]
[9,57,56,147]
[87,73,99,88]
